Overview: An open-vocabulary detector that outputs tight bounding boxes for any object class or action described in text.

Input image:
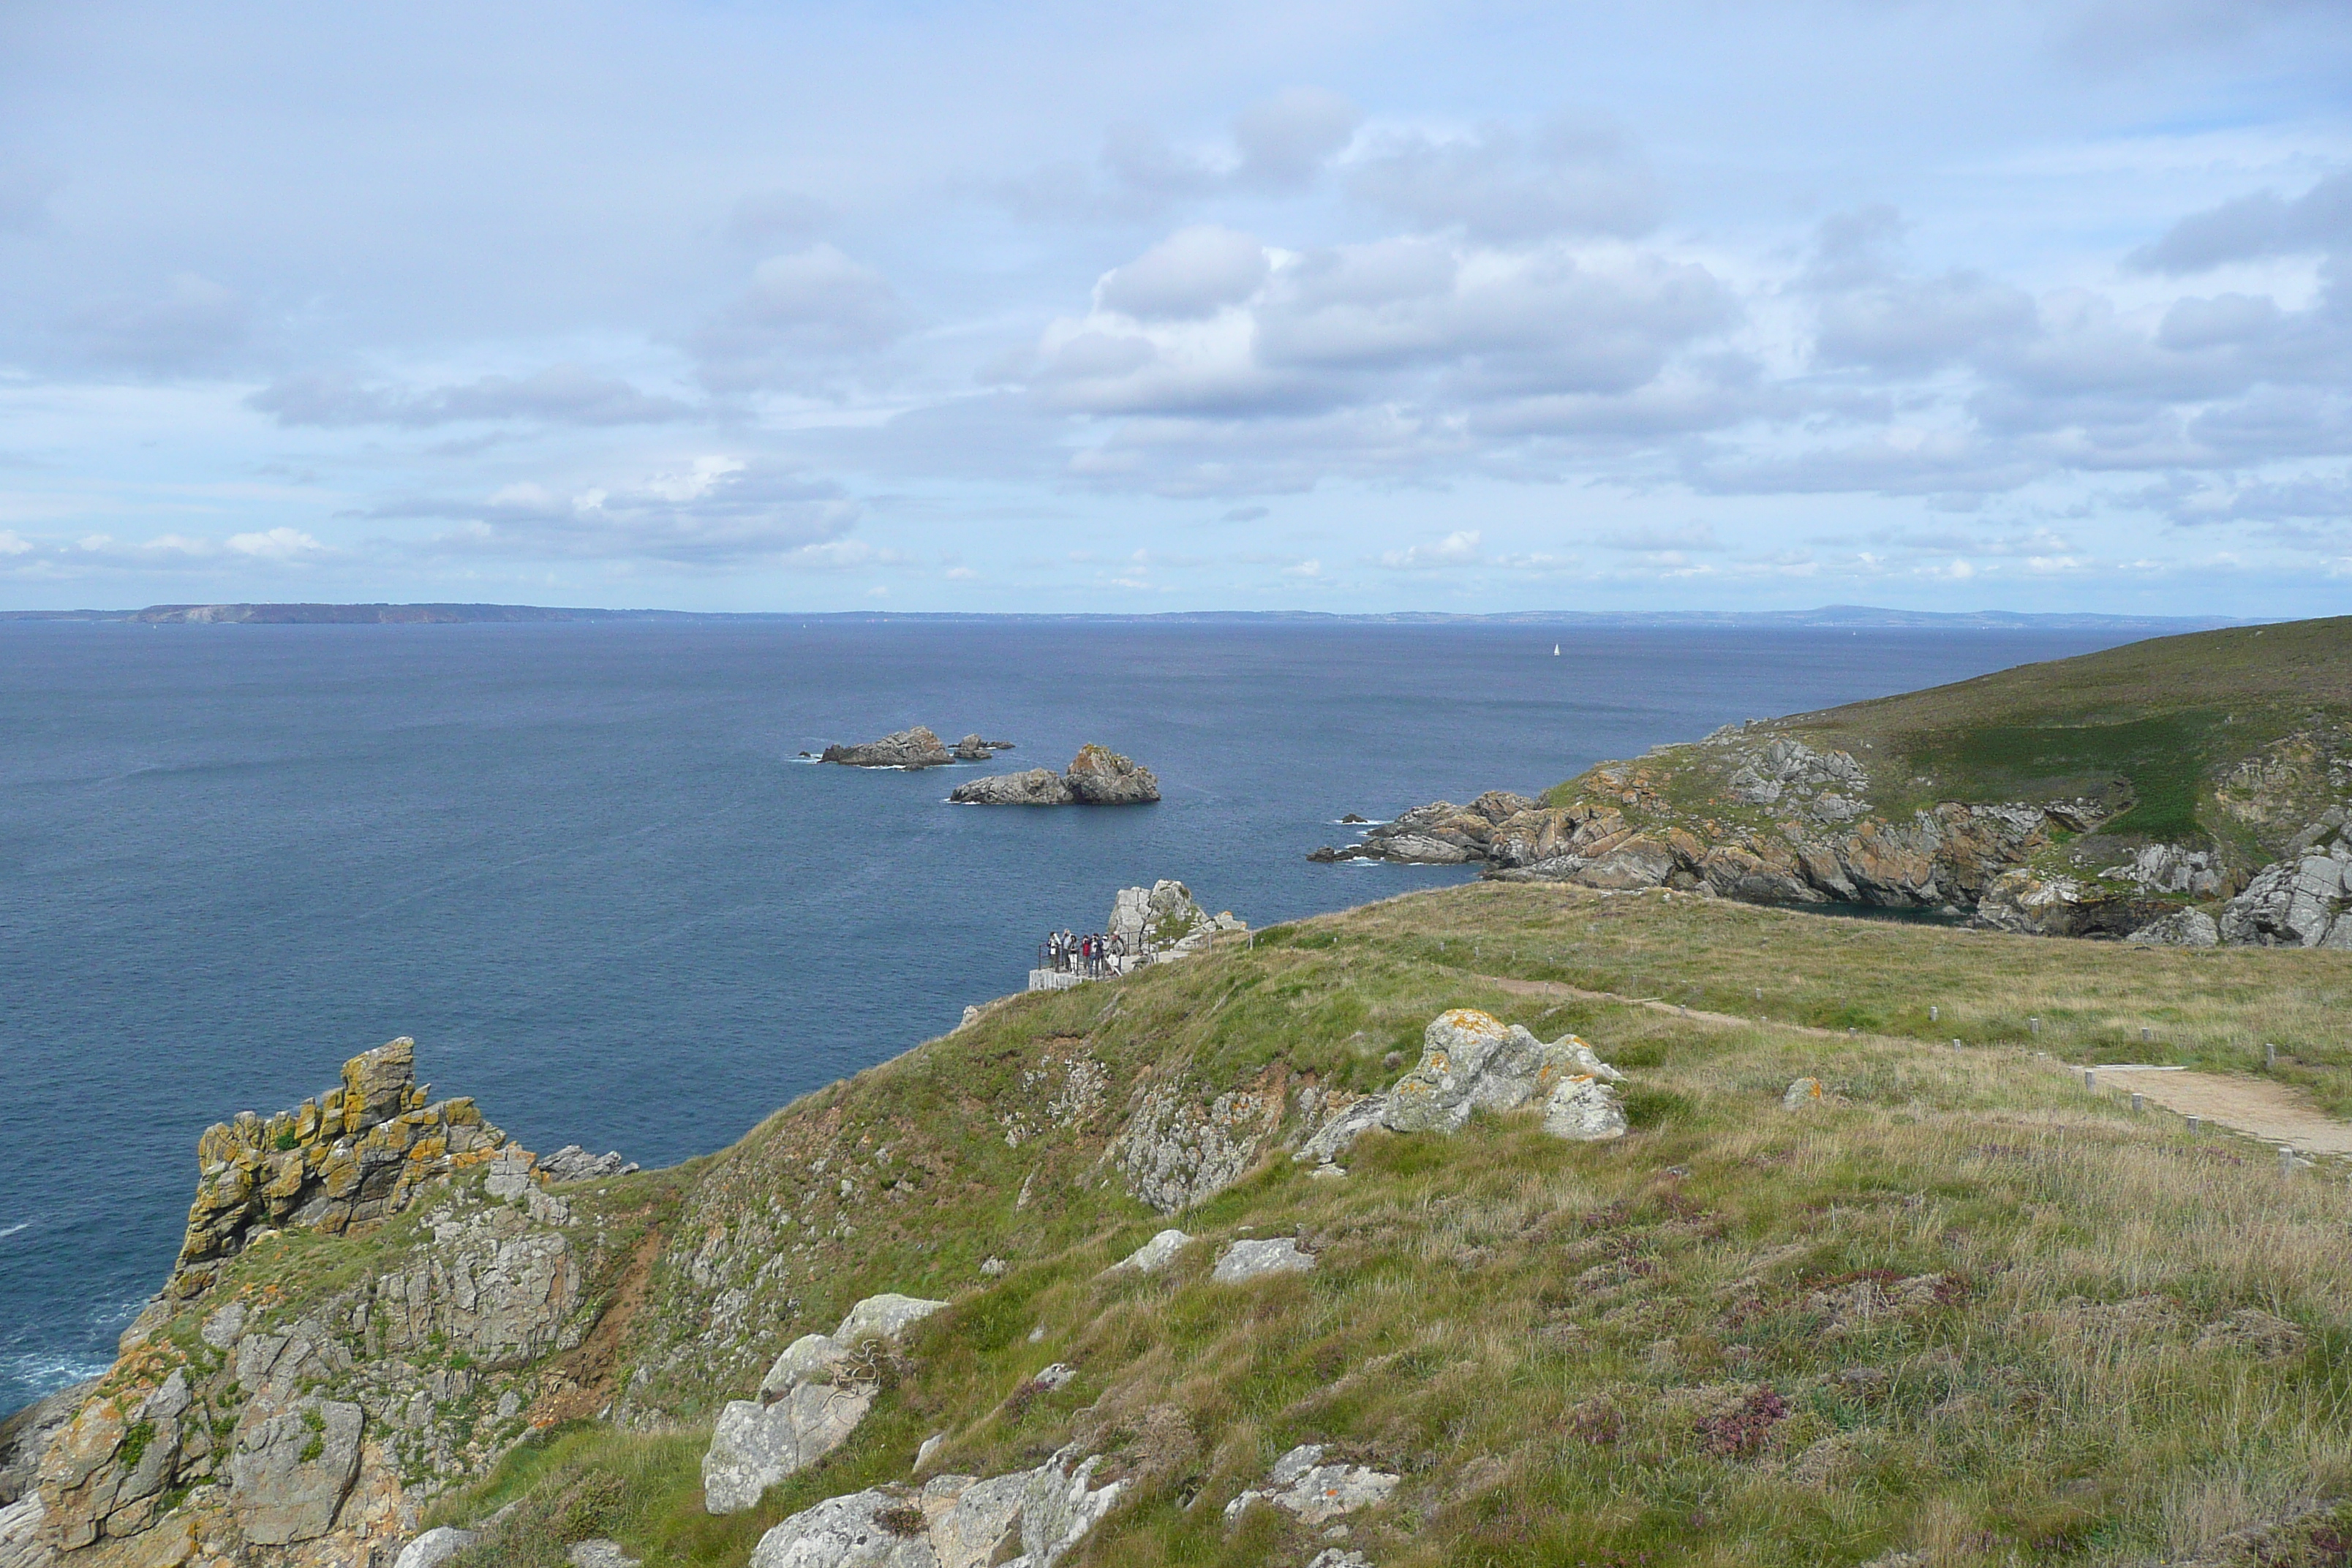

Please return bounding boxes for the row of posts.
[2081,1057,2307,1178]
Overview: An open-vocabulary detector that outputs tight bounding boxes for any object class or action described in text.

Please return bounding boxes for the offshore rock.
[821,728,954,769]
[949,745,1158,807]
[949,734,1014,762]
[946,768,1071,806]
[1063,745,1158,805]
[173,1038,510,1291]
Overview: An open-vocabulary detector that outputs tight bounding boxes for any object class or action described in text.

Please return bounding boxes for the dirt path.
[1467,970,2352,1156]
[2083,1066,2352,1156]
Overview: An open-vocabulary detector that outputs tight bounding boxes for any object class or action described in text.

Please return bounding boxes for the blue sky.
[2,0,2350,613]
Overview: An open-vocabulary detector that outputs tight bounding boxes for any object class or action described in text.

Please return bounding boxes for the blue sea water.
[0,618,2139,1414]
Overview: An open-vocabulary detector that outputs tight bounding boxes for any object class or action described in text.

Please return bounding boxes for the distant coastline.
[0,601,2250,630]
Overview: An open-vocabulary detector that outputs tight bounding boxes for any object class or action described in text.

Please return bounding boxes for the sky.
[2,1,2351,614]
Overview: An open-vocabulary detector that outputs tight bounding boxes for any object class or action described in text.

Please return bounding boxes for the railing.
[1035,931,1160,980]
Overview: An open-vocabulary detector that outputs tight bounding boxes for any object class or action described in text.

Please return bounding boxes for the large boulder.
[393,1526,481,1568]
[1211,1238,1315,1284]
[1298,1010,1627,1164]
[703,1382,875,1515]
[225,1399,364,1545]
[705,1295,951,1514]
[947,769,1072,806]
[745,1488,936,1567]
[1064,745,1159,804]
[834,1294,948,1346]
[2221,846,2352,947]
[821,728,954,769]
[1385,1009,1621,1134]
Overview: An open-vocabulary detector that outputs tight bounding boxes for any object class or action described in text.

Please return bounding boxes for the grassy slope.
[434,886,2352,1568]
[1774,617,2352,843]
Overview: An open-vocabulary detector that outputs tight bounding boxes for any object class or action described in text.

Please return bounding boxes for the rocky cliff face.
[8,1045,665,1568]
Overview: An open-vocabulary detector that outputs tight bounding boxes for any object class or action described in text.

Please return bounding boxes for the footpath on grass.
[1463,966,2352,1160]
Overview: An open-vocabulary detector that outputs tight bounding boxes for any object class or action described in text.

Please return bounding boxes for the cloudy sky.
[2,1,2349,613]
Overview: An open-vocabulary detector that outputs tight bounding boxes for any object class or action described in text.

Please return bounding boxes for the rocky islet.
[949,745,1159,807]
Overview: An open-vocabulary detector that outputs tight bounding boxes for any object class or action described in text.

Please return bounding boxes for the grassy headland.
[410,883,2352,1568]
[1733,617,2352,851]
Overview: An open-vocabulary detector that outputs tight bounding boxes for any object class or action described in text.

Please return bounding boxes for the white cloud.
[1380,529,1482,568]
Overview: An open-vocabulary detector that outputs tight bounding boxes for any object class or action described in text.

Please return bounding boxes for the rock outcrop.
[949,735,1014,762]
[173,1038,509,1292]
[747,1445,1123,1568]
[20,1041,610,1568]
[537,1146,638,1183]
[951,746,1158,807]
[1298,1010,1627,1168]
[2127,908,2221,948]
[1105,1230,1190,1275]
[1223,1444,1399,1526]
[2220,821,2352,946]
[1106,881,1210,956]
[703,1295,950,1515]
[821,729,954,769]
[1210,1239,1314,1284]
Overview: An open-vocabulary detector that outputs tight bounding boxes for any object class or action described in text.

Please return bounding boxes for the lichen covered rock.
[174,1039,510,1290]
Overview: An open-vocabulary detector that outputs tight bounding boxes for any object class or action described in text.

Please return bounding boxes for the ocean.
[0,617,2140,1414]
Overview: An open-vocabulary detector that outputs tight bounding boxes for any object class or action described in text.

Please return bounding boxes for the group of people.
[1044,927,1131,976]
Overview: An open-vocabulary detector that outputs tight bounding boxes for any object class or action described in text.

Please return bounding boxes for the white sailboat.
[1552,643,1561,656]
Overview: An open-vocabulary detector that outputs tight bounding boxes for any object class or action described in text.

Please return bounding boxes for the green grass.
[418,883,2352,1568]
[1545,616,2352,859]
[1910,712,2220,839]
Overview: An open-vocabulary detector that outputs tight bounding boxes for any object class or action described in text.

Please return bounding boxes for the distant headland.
[0,602,2250,630]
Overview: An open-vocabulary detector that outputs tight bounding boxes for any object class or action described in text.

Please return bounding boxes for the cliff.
[13,869,2352,1568]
